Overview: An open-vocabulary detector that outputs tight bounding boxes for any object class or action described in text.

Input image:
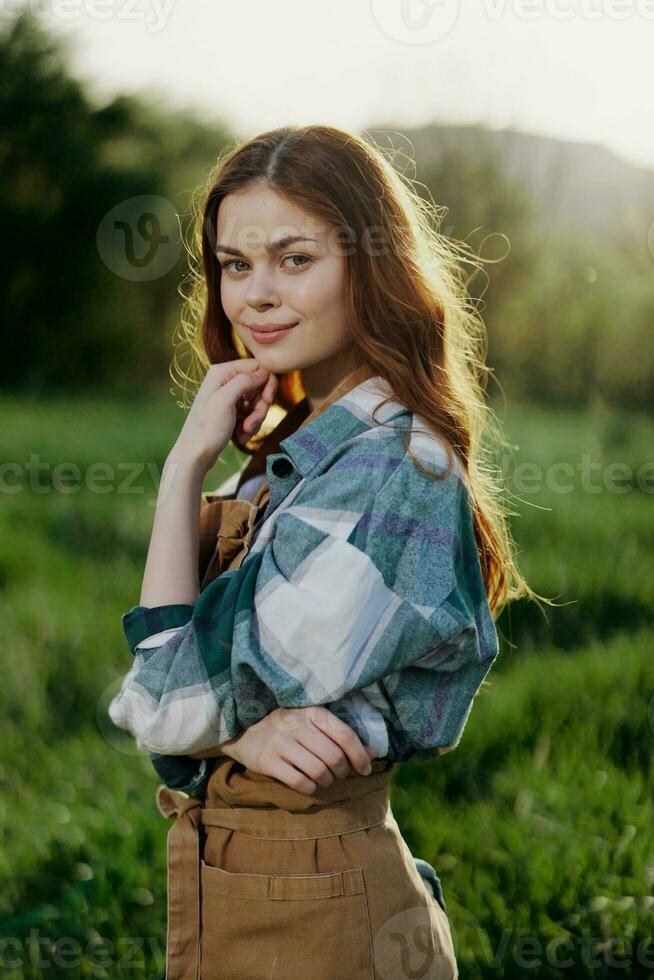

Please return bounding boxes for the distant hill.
[369,122,654,247]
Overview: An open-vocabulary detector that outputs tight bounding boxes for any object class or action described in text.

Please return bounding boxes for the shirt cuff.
[149,753,212,797]
[122,604,195,655]
[134,626,186,651]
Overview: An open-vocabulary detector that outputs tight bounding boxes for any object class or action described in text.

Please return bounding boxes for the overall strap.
[156,786,204,980]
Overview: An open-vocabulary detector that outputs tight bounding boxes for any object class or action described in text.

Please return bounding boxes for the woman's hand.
[172,359,278,472]
[217,706,377,795]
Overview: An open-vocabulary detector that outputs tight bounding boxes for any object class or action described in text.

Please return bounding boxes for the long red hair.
[172,124,551,622]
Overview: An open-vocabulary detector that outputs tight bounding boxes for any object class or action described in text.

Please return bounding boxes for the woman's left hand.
[205,706,376,794]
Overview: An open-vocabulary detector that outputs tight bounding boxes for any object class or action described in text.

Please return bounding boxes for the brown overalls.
[155,367,459,979]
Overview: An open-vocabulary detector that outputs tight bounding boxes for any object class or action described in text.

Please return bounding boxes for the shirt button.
[270,455,295,478]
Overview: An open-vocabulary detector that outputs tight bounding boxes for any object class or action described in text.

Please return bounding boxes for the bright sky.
[30,0,654,170]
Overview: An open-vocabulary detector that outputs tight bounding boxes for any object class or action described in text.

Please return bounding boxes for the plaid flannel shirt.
[109,373,499,794]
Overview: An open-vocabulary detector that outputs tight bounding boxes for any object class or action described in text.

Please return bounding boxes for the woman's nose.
[244,269,280,308]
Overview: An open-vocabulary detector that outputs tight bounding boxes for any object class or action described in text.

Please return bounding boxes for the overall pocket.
[199,858,375,980]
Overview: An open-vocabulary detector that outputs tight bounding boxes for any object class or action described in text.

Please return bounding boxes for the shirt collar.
[271,365,410,480]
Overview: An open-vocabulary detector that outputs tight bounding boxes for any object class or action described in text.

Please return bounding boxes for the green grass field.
[1,394,652,978]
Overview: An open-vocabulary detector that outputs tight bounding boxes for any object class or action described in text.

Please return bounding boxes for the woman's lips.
[249,322,298,344]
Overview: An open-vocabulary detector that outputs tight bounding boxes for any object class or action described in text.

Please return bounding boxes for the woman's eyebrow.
[215,235,318,257]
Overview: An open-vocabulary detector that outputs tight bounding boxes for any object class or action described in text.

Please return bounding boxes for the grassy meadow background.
[1,9,653,979]
[2,397,653,978]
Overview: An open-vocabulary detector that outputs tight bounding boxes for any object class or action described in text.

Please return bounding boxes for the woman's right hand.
[218,706,377,795]
[171,359,278,473]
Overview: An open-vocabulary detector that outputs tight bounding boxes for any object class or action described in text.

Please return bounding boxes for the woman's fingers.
[195,358,262,408]
[307,709,373,775]
[267,758,319,796]
[295,726,355,780]
[279,741,335,788]
[234,398,265,445]
[247,371,279,420]
[237,707,374,796]
[272,707,372,781]
[236,371,279,440]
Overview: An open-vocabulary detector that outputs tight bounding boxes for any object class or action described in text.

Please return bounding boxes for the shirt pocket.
[199,858,375,980]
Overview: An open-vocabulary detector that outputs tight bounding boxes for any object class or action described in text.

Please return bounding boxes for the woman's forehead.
[217,185,328,239]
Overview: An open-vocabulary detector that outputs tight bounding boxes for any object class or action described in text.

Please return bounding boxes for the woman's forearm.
[139,450,206,608]
[135,363,274,609]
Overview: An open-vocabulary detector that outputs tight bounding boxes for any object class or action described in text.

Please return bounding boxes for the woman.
[109,124,540,979]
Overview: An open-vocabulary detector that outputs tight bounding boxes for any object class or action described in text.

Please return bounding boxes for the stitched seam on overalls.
[361,871,376,980]
[199,815,388,841]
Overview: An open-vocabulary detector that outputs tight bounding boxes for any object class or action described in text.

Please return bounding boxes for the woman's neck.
[301,345,367,414]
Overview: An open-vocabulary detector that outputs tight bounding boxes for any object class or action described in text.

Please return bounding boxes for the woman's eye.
[221,259,249,275]
[282,254,311,271]
[220,254,311,276]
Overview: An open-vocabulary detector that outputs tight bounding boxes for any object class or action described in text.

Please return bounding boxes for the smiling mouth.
[248,322,299,341]
[249,322,298,333]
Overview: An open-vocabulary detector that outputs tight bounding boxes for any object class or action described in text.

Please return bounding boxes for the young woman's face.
[215,183,354,375]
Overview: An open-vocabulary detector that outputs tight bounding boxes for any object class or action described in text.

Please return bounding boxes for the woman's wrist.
[215,735,242,762]
[187,738,241,761]
[165,440,212,480]
[153,449,206,517]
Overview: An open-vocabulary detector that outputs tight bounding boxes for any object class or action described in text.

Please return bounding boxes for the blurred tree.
[0,9,231,395]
